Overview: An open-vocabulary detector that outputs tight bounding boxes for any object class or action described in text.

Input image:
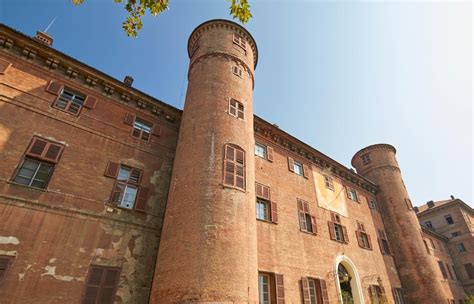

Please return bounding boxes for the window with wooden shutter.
[229,99,244,119]
[223,144,246,190]
[320,279,329,304]
[232,65,243,77]
[53,87,86,116]
[25,137,64,163]
[438,261,448,279]
[267,146,274,162]
[302,277,325,304]
[131,117,153,141]
[378,229,391,255]
[329,212,347,243]
[233,33,246,50]
[83,96,98,109]
[123,112,135,126]
[356,221,372,250]
[0,256,13,281]
[464,263,474,280]
[346,187,360,202]
[45,80,64,95]
[256,182,272,222]
[303,164,311,179]
[82,265,121,304]
[275,274,285,304]
[288,157,295,173]
[105,163,147,211]
[298,199,317,234]
[404,198,413,210]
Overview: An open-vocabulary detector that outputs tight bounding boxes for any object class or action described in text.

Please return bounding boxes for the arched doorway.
[334,255,364,304]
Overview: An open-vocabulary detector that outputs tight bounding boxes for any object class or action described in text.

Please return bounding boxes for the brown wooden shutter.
[303,164,310,179]
[0,58,12,74]
[99,268,120,303]
[267,146,274,162]
[26,137,48,158]
[367,233,373,250]
[330,212,336,222]
[83,96,98,109]
[311,216,317,234]
[135,187,149,212]
[356,231,363,248]
[298,200,306,230]
[275,273,285,304]
[342,226,349,244]
[43,143,64,163]
[288,157,295,172]
[152,125,162,137]
[271,201,278,223]
[256,183,263,198]
[45,80,63,95]
[378,238,386,254]
[320,279,329,304]
[83,266,103,303]
[123,113,135,126]
[345,186,351,199]
[104,161,120,178]
[328,222,336,240]
[301,278,311,304]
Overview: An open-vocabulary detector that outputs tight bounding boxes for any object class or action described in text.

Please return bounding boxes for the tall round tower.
[150,20,258,303]
[352,144,446,303]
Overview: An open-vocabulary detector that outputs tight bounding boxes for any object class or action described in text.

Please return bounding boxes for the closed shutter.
[311,216,318,235]
[104,162,120,178]
[26,137,48,158]
[26,137,63,163]
[152,125,162,137]
[367,233,373,250]
[267,146,274,162]
[123,113,135,126]
[0,58,12,74]
[271,201,278,223]
[44,144,63,163]
[301,278,311,304]
[256,183,270,200]
[342,226,349,244]
[99,268,120,304]
[320,279,329,304]
[288,157,295,172]
[45,80,63,95]
[83,266,103,303]
[356,230,363,248]
[298,200,306,231]
[275,273,285,304]
[83,96,98,109]
[135,187,149,212]
[303,164,310,179]
[83,265,120,304]
[328,222,336,240]
[330,212,336,223]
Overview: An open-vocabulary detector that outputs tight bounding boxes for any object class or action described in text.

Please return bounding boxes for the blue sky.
[1,0,472,206]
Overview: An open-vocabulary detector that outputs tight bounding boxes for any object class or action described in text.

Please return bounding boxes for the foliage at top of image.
[72,0,252,37]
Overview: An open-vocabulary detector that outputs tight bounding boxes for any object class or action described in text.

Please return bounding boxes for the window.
[392,288,405,304]
[258,272,285,304]
[446,263,454,279]
[232,65,243,77]
[423,239,430,254]
[425,221,433,229]
[361,153,371,165]
[53,87,85,115]
[404,198,413,210]
[297,199,317,234]
[464,263,474,280]
[255,182,277,223]
[324,175,334,191]
[346,187,359,202]
[378,230,391,255]
[328,212,348,243]
[301,277,329,304]
[229,99,244,119]
[456,243,467,253]
[132,117,153,141]
[12,137,64,189]
[452,265,459,280]
[255,143,267,159]
[233,33,246,50]
[369,285,386,304]
[288,157,310,178]
[445,214,454,225]
[356,222,372,250]
[451,231,461,237]
[0,256,13,281]
[369,199,378,211]
[82,265,120,304]
[294,160,304,176]
[438,261,448,279]
[104,162,148,212]
[223,144,246,190]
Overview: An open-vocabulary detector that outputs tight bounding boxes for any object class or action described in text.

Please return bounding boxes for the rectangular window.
[258,272,285,304]
[392,288,405,304]
[451,231,461,237]
[423,239,430,254]
[369,285,386,303]
[258,273,270,304]
[361,153,371,165]
[445,214,454,225]
[54,87,85,115]
[438,261,448,279]
[0,256,13,281]
[378,230,391,255]
[223,144,246,190]
[298,199,317,234]
[324,175,334,191]
[293,160,304,176]
[255,143,267,159]
[356,222,372,250]
[82,265,121,304]
[425,221,433,229]
[328,212,348,243]
[346,187,359,202]
[111,165,142,209]
[465,263,474,280]
[446,263,454,279]
[256,199,270,221]
[456,243,466,253]
[302,277,329,304]
[132,117,153,141]
[232,65,243,77]
[229,99,244,119]
[233,34,246,50]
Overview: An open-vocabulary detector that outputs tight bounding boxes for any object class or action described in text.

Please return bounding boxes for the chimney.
[124,75,134,87]
[427,200,435,208]
[34,31,53,46]
[450,195,455,200]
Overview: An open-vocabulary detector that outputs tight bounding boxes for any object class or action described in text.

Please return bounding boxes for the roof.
[416,198,473,216]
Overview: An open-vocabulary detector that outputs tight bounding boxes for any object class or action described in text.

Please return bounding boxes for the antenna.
[44,16,57,33]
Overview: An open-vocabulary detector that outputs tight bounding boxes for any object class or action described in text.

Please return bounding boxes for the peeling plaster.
[49,258,57,263]
[0,236,19,245]
[41,265,82,282]
[18,264,32,281]
[0,250,17,256]
[79,247,86,253]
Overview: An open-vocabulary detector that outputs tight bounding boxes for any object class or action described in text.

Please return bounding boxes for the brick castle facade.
[0,19,472,303]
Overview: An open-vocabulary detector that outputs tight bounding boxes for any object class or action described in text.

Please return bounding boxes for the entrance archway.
[334,255,364,304]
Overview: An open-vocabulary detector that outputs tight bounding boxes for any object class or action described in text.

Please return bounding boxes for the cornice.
[417,199,474,217]
[421,226,449,242]
[188,51,255,88]
[0,24,181,128]
[352,144,397,166]
[357,164,401,176]
[254,116,379,194]
[187,19,258,68]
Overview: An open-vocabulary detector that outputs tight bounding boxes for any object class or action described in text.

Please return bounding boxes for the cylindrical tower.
[352,144,446,303]
[150,20,258,303]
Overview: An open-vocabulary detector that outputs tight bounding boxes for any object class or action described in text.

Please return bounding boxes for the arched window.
[223,144,245,190]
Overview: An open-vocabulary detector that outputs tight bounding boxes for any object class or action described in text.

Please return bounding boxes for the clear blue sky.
[1,0,472,206]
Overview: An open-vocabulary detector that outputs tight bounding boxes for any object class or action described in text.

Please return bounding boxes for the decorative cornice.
[352,144,397,166]
[254,117,379,194]
[188,51,255,88]
[421,226,449,242]
[187,19,258,68]
[357,164,401,177]
[0,24,181,128]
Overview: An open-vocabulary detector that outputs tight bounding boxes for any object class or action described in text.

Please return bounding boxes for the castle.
[0,19,472,303]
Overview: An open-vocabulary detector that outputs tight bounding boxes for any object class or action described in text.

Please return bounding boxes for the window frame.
[255,143,267,159]
[233,33,247,51]
[425,221,433,229]
[131,117,153,142]
[228,98,245,120]
[324,175,334,191]
[328,212,348,243]
[82,265,121,304]
[256,198,271,222]
[444,214,454,225]
[378,229,392,255]
[110,165,143,210]
[53,87,86,116]
[456,243,466,253]
[361,153,371,165]
[356,222,372,250]
[298,199,317,235]
[346,187,359,202]
[293,160,304,176]
[223,144,246,191]
[392,288,405,304]
[0,255,14,282]
[12,157,54,189]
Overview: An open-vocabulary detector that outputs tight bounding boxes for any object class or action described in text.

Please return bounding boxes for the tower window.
[232,66,243,77]
[444,214,454,225]
[361,153,371,165]
[53,87,85,115]
[223,144,246,190]
[392,288,405,304]
[369,199,378,211]
[229,99,244,119]
[233,33,246,50]
[323,175,334,191]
